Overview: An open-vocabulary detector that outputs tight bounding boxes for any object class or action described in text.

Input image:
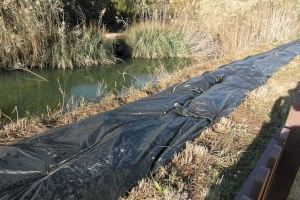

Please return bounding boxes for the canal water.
[0,59,190,120]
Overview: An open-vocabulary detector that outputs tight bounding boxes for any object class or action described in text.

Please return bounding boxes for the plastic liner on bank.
[0,41,300,200]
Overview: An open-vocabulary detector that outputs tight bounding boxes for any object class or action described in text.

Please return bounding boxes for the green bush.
[126,22,188,59]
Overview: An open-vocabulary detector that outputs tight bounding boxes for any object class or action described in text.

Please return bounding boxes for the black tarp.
[0,41,300,200]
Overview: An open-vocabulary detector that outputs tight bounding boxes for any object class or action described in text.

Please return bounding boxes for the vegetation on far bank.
[0,0,299,70]
[0,0,117,69]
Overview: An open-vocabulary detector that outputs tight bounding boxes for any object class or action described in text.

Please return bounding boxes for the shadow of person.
[204,84,299,200]
[267,85,300,200]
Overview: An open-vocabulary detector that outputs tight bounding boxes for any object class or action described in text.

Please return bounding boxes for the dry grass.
[47,25,116,69]
[183,0,300,57]
[0,0,62,68]
[122,56,300,200]
[125,0,300,60]
[0,0,299,68]
[0,0,116,69]
[217,1,300,56]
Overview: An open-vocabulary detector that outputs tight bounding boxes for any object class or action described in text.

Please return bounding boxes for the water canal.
[0,59,190,120]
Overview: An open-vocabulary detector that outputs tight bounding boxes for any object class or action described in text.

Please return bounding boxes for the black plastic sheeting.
[1,41,300,200]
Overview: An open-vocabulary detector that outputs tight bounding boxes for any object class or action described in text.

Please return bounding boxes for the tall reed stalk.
[0,0,116,69]
[127,0,300,59]
[169,0,300,56]
[0,0,62,68]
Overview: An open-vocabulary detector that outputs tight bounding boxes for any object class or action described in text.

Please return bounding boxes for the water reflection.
[71,84,100,101]
[0,59,190,120]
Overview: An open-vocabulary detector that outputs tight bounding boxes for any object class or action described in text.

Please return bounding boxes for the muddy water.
[0,59,190,120]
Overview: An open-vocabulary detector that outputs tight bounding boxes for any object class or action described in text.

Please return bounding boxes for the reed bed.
[0,0,299,68]
[0,0,116,69]
[0,0,62,68]
[47,25,116,69]
[126,0,300,59]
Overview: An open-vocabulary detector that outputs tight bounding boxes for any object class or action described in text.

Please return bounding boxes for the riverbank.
[0,42,290,143]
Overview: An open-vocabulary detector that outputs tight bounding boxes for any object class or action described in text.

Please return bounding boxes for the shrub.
[126,22,188,59]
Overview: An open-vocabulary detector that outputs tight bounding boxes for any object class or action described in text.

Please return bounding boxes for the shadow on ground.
[267,85,300,200]
[205,86,299,200]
